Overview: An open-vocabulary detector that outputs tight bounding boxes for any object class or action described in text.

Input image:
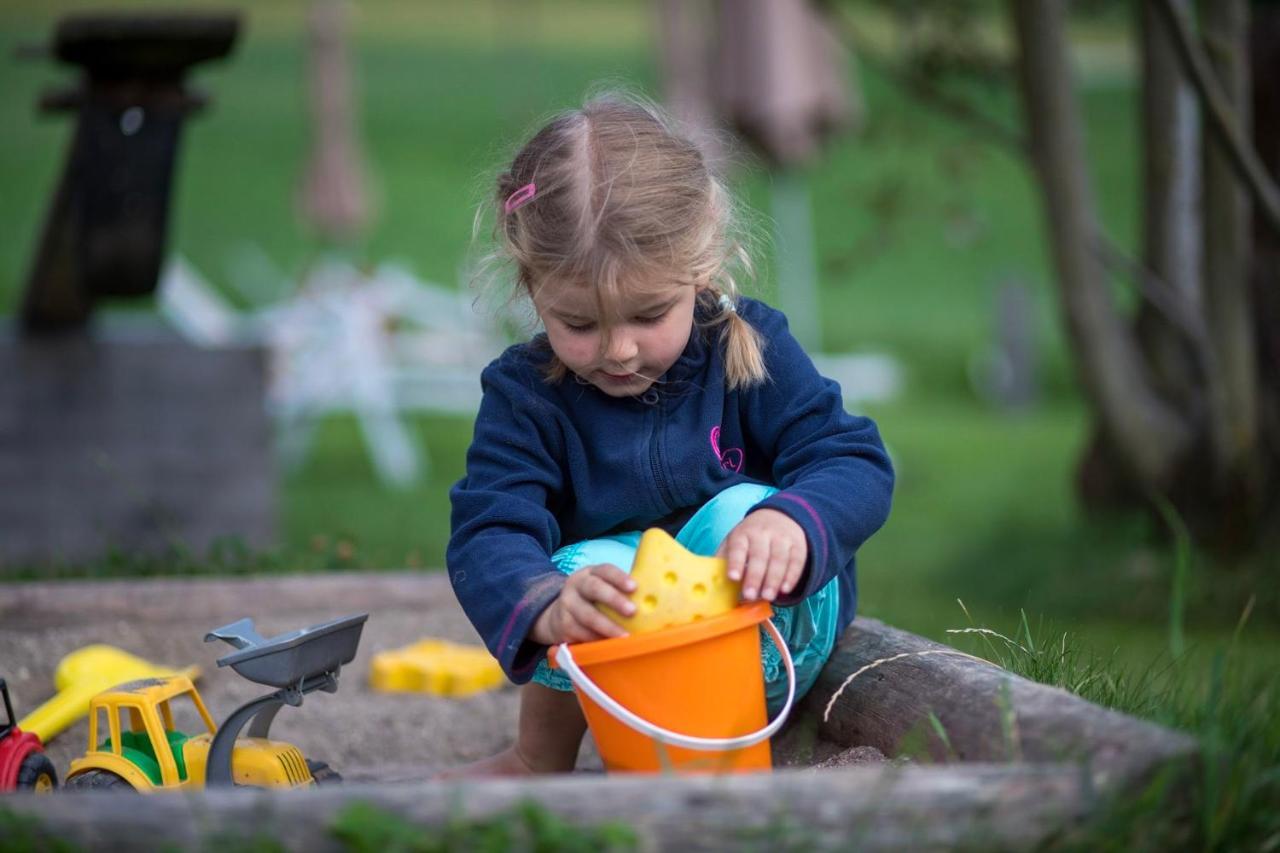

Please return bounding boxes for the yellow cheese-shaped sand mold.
[369,638,505,697]
[599,528,741,634]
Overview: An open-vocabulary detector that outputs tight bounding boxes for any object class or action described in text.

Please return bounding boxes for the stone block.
[0,320,275,565]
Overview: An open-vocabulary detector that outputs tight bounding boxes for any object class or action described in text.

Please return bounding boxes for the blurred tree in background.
[1011,0,1279,557]
[837,0,1280,558]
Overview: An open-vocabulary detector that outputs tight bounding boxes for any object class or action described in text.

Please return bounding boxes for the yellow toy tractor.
[65,614,366,792]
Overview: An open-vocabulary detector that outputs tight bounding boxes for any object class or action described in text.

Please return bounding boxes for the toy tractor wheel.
[64,769,134,792]
[16,754,58,793]
[306,759,342,786]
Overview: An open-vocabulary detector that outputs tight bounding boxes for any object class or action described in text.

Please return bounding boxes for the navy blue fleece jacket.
[447,297,894,683]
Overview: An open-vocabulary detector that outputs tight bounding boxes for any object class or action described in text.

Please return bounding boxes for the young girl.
[446,93,894,775]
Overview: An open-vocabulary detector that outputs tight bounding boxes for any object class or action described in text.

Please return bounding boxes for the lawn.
[3,0,1274,659]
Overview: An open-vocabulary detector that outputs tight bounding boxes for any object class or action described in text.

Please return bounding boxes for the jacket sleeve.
[740,302,895,606]
[447,357,569,683]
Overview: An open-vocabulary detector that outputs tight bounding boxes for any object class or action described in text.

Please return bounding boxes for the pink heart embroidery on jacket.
[710,426,745,473]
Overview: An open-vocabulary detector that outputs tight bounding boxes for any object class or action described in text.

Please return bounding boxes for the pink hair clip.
[504,182,536,215]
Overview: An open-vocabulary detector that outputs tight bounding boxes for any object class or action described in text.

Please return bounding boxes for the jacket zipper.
[648,403,677,510]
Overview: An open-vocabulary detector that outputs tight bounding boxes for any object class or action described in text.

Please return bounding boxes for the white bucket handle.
[554,618,796,752]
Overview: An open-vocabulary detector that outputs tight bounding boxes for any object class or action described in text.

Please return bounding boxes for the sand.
[0,572,867,783]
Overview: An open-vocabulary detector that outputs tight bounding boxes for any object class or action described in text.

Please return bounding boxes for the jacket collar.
[665,315,713,384]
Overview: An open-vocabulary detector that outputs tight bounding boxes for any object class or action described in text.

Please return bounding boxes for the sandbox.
[0,573,1197,850]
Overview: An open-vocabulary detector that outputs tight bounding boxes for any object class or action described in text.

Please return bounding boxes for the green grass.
[0,808,78,853]
[940,604,1280,850]
[4,0,1275,615]
[4,0,1275,661]
[331,800,637,853]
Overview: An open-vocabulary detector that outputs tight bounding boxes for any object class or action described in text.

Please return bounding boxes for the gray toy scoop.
[203,617,267,651]
[204,613,368,688]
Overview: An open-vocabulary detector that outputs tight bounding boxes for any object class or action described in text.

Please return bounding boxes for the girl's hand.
[718,509,808,603]
[531,564,637,645]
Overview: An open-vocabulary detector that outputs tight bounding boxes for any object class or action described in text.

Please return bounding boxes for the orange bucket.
[548,600,795,774]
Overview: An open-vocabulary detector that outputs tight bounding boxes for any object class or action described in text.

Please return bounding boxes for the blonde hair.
[471,89,768,390]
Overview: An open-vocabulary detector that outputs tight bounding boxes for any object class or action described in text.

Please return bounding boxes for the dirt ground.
[0,572,866,783]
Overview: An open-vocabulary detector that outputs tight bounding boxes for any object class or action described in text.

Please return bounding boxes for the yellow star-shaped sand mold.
[599,528,741,634]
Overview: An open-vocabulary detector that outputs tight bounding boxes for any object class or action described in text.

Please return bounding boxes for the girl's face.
[532,278,699,397]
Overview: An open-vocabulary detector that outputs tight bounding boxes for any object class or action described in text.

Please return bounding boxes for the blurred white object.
[811,352,903,407]
[159,253,505,489]
[157,255,244,347]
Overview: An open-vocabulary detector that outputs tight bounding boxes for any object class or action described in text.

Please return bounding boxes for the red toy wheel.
[16,753,57,793]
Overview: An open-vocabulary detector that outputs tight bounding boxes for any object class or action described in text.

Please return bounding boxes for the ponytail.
[703,288,768,391]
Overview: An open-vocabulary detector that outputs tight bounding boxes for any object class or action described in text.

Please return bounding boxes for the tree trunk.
[297,0,371,243]
[1008,0,1192,492]
[1200,0,1262,543]
[1136,0,1203,405]
[654,0,726,167]
[1249,3,1280,551]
